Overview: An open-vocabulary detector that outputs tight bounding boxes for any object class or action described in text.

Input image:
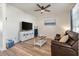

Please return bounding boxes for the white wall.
[0,3,72,50]
[0,3,6,50]
[3,4,72,48]
[35,12,71,39]
[0,4,3,50]
[0,4,3,34]
[5,5,37,43]
[3,4,71,45]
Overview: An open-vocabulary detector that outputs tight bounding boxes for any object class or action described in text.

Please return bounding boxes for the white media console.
[20,30,34,41]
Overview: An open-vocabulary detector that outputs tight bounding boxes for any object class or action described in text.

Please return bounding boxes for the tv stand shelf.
[20,30,34,41]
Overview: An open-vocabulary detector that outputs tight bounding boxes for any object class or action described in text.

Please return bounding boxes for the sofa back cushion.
[68,31,78,41]
[66,31,78,46]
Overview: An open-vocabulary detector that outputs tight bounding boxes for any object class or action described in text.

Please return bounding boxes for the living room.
[0,3,79,56]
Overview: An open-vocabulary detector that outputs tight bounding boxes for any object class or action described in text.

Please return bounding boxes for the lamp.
[62,26,70,31]
[41,10,45,14]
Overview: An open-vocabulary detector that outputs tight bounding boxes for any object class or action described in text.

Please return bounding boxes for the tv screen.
[22,22,32,31]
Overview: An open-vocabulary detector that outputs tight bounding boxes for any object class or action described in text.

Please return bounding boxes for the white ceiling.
[8,3,75,17]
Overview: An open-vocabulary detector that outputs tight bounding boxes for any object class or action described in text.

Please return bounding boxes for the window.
[71,4,79,33]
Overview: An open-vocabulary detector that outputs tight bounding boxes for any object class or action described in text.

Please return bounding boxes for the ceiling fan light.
[41,10,45,12]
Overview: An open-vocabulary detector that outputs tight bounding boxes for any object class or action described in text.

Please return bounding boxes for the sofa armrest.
[51,40,77,56]
[51,40,71,48]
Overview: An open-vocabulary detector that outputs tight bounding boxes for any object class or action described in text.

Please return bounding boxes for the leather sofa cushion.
[68,31,78,41]
[66,37,75,46]
[66,31,78,46]
[72,41,78,52]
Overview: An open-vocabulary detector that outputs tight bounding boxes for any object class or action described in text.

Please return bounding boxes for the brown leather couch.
[51,31,78,56]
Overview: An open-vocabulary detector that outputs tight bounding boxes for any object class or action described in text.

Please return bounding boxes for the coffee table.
[34,36,47,47]
[35,39,47,47]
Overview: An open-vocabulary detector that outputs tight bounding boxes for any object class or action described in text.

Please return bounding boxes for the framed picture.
[44,18,56,26]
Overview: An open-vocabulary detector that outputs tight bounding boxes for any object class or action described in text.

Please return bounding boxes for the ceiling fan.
[34,4,51,14]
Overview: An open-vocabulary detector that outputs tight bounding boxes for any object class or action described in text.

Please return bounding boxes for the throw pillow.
[59,35,68,43]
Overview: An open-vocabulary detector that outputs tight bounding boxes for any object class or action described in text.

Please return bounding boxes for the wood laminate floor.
[0,38,51,56]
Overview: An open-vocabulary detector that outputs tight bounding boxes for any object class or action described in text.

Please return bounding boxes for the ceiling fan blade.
[44,4,51,9]
[34,9,41,11]
[45,10,50,12]
[37,4,42,8]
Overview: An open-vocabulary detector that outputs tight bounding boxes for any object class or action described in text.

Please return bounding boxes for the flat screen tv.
[22,22,32,31]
